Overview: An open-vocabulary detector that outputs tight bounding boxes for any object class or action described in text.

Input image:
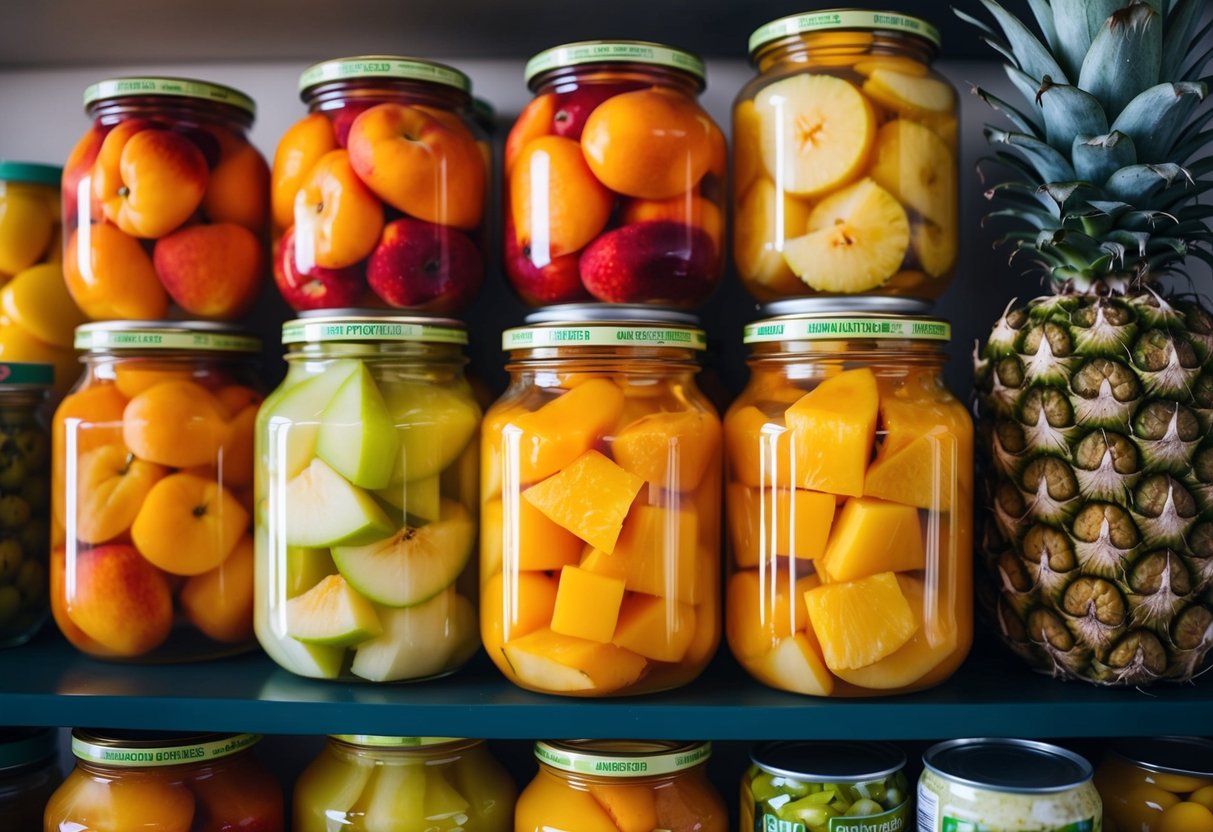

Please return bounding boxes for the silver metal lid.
[923,739,1094,795]
[762,297,934,317]
[524,304,700,326]
[1109,737,1213,777]
[752,741,905,782]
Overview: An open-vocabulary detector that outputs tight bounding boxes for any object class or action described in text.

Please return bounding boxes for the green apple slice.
[363,762,425,832]
[295,748,373,826]
[260,359,361,480]
[424,768,471,821]
[286,574,382,647]
[384,382,480,483]
[374,474,441,525]
[283,458,395,548]
[350,588,475,682]
[286,546,338,598]
[332,499,474,608]
[259,630,346,679]
[317,364,400,490]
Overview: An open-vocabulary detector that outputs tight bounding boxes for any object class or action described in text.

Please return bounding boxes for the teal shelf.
[2,631,1210,739]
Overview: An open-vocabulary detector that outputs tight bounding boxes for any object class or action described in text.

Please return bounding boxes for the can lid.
[1109,737,1213,778]
[0,362,54,388]
[923,739,1094,794]
[71,730,260,767]
[744,312,950,344]
[0,728,56,772]
[331,736,465,748]
[525,41,706,88]
[0,161,62,187]
[535,741,711,778]
[299,56,471,95]
[751,741,906,782]
[84,77,256,117]
[504,317,706,351]
[75,321,261,353]
[283,314,468,346]
[749,9,942,56]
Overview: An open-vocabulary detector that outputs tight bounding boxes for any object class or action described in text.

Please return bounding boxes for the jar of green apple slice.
[254,311,481,682]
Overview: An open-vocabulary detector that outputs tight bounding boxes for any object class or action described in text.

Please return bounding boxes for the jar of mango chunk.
[1095,737,1213,832]
[505,42,726,306]
[272,57,489,313]
[734,11,957,302]
[65,77,269,321]
[483,307,721,696]
[295,736,516,832]
[52,323,263,661]
[724,308,973,696]
[517,741,727,832]
[255,314,481,682]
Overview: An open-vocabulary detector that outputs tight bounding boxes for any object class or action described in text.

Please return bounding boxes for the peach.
[180,533,254,642]
[73,444,167,544]
[112,365,194,399]
[505,93,556,174]
[50,545,114,655]
[93,122,209,238]
[509,136,613,261]
[215,384,263,419]
[53,384,129,526]
[347,103,486,229]
[293,149,383,269]
[122,380,228,469]
[62,124,107,222]
[218,403,258,488]
[131,473,249,576]
[271,112,337,229]
[201,140,270,232]
[153,222,264,319]
[47,770,195,831]
[66,543,174,657]
[64,224,168,320]
[622,194,723,251]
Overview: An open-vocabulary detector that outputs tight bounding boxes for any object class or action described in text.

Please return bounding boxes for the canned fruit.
[622,195,723,253]
[366,218,483,310]
[862,69,954,116]
[351,586,477,681]
[64,223,168,320]
[72,445,167,545]
[481,498,582,574]
[501,627,648,693]
[725,570,818,661]
[504,218,589,306]
[1160,803,1213,832]
[180,534,255,643]
[294,150,385,270]
[727,484,836,567]
[783,367,879,497]
[525,450,644,553]
[612,410,720,490]
[1,263,87,350]
[282,458,395,548]
[315,363,399,490]
[870,120,956,228]
[734,178,813,298]
[506,94,558,174]
[579,221,718,304]
[123,380,228,469]
[510,136,614,259]
[152,222,265,319]
[0,188,56,276]
[511,378,625,482]
[202,140,271,233]
[273,226,366,311]
[286,573,383,647]
[68,542,175,656]
[131,472,249,575]
[271,112,339,229]
[820,498,925,582]
[1096,746,1213,832]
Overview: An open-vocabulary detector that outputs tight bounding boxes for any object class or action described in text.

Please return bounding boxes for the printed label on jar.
[756,803,909,832]
[940,821,1093,832]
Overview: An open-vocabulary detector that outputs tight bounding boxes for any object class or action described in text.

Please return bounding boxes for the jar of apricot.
[64,77,269,321]
[52,322,263,661]
[504,41,725,306]
[517,740,727,832]
[482,306,721,696]
[271,57,489,313]
[1095,737,1213,831]
[724,303,972,697]
[734,11,957,302]
[45,730,282,832]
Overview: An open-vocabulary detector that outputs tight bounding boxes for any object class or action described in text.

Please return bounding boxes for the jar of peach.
[724,304,972,696]
[483,307,721,696]
[734,11,957,302]
[517,741,727,832]
[271,57,489,313]
[45,730,282,832]
[51,322,263,661]
[1095,737,1213,832]
[64,77,269,321]
[505,42,725,306]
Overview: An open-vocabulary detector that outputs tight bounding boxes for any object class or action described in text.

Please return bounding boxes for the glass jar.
[295,735,516,832]
[0,162,86,396]
[271,57,488,314]
[64,77,269,321]
[45,730,282,832]
[734,11,957,302]
[0,728,59,831]
[483,307,721,696]
[517,740,727,832]
[1095,737,1213,832]
[724,305,972,696]
[51,322,263,661]
[504,41,725,306]
[255,314,481,682]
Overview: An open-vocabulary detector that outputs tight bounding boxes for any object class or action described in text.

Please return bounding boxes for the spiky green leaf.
[1073,132,1138,183]
[1109,82,1207,162]
[981,0,1070,83]
[1052,0,1127,81]
[975,86,1044,134]
[1006,65,1047,113]
[1161,0,1207,79]
[987,127,1078,182]
[1105,163,1191,203]
[1037,80,1110,152]
[1079,3,1162,120]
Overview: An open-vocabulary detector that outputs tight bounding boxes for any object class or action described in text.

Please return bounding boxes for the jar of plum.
[724,305,972,696]
[0,728,59,831]
[505,41,725,306]
[271,57,488,313]
[295,736,516,832]
[483,306,721,696]
[52,322,263,661]
[734,11,957,302]
[517,741,727,832]
[64,77,269,321]
[1095,737,1213,832]
[255,314,481,682]
[44,730,282,832]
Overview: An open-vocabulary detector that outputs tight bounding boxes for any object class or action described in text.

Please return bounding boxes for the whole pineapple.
[966,0,1213,684]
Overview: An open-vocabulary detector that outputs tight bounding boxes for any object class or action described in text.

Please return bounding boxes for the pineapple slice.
[782,179,909,293]
[733,99,764,198]
[862,69,953,115]
[734,177,813,295]
[853,56,929,78]
[756,74,876,197]
[805,572,917,672]
[912,218,958,278]
[870,120,957,227]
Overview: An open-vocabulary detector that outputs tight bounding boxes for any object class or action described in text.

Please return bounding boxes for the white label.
[917,781,939,831]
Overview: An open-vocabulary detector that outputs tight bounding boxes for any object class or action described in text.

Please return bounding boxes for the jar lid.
[84,77,256,117]
[0,161,62,187]
[75,321,261,353]
[332,735,465,747]
[535,741,711,778]
[1109,737,1213,777]
[283,314,468,346]
[749,9,942,56]
[744,312,950,344]
[299,56,472,95]
[0,728,56,772]
[751,741,906,783]
[923,739,1093,795]
[71,730,260,768]
[504,312,707,351]
[0,362,54,388]
[525,41,706,88]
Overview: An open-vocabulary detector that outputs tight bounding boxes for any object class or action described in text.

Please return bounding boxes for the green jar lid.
[283,314,468,346]
[84,77,256,117]
[75,322,262,353]
[536,741,711,778]
[525,41,706,88]
[332,736,464,747]
[749,9,942,56]
[299,56,471,95]
[71,730,260,768]
[0,362,53,388]
[744,313,951,344]
[504,323,706,351]
[0,728,56,772]
[0,161,62,187]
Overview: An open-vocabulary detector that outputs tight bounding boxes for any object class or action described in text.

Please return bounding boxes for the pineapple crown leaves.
[959,0,1213,293]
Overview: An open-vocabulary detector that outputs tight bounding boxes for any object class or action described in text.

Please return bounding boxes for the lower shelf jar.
[1094,737,1213,832]
[516,740,728,832]
[0,728,59,830]
[44,730,283,831]
[294,736,516,832]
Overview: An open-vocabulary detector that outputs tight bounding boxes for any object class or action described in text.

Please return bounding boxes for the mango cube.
[821,497,925,582]
[481,570,558,659]
[726,569,819,661]
[580,546,629,581]
[588,785,658,832]
[784,368,879,497]
[481,497,583,575]
[805,571,917,672]
[510,380,624,482]
[865,433,960,511]
[523,450,644,553]
[613,505,702,602]
[501,628,647,694]
[611,410,721,491]
[724,404,794,489]
[727,483,836,568]
[612,594,696,663]
[551,565,626,643]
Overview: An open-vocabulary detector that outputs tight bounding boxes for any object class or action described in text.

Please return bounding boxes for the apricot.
[509,136,613,260]
[215,384,263,418]
[74,444,167,545]
[294,149,384,269]
[271,113,338,229]
[64,224,168,320]
[622,194,724,251]
[50,545,114,655]
[0,262,88,350]
[153,222,264,319]
[56,769,196,831]
[66,543,174,657]
[0,188,55,276]
[63,123,107,221]
[505,93,556,173]
[112,364,194,399]
[93,122,209,238]
[131,473,249,576]
[180,533,254,642]
[218,404,258,488]
[122,380,228,469]
[201,140,270,232]
[53,384,129,524]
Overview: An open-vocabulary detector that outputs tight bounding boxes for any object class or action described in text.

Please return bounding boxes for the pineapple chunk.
[912,218,958,278]
[501,628,647,693]
[523,450,644,553]
[612,594,697,663]
[734,177,814,295]
[820,497,925,582]
[550,565,626,644]
[865,434,961,511]
[869,120,956,228]
[727,482,836,568]
[733,99,764,197]
[611,410,721,491]
[804,572,917,671]
[510,379,624,482]
[862,69,954,115]
[613,505,702,602]
[784,369,879,497]
[727,569,819,661]
[750,633,835,696]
